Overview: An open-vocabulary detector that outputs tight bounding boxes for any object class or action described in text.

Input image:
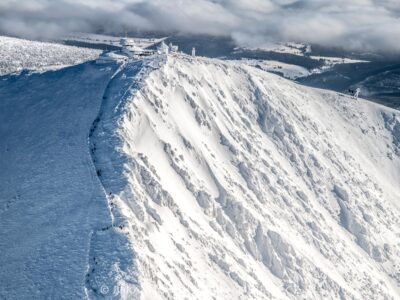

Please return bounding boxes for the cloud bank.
[1,0,400,53]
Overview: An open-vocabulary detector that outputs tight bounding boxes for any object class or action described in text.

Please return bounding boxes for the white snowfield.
[0,52,400,300]
[64,33,165,50]
[239,42,310,56]
[0,36,101,75]
[241,59,311,80]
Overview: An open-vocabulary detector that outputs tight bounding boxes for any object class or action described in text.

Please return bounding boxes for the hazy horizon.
[1,0,400,54]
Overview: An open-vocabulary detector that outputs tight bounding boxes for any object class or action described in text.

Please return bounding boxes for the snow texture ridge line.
[85,55,167,299]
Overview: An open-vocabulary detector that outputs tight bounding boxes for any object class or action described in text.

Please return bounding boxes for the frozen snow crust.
[1,53,400,299]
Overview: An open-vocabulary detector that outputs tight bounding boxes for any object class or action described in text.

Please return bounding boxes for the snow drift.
[1,53,400,299]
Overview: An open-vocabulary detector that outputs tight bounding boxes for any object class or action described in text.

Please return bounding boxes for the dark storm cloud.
[1,0,400,53]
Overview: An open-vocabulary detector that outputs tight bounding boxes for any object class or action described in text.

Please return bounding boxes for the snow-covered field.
[239,56,369,81]
[241,59,311,79]
[0,36,101,75]
[309,56,370,75]
[64,33,165,50]
[310,56,369,65]
[64,33,123,46]
[236,44,371,79]
[1,51,399,299]
[240,42,310,56]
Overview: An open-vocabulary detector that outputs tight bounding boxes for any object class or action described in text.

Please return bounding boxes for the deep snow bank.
[105,55,400,299]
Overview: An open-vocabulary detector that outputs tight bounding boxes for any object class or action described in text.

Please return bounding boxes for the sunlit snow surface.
[0,36,101,75]
[1,50,400,299]
[89,55,400,299]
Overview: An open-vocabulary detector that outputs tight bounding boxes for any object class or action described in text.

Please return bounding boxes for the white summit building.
[118,37,156,57]
[158,41,179,55]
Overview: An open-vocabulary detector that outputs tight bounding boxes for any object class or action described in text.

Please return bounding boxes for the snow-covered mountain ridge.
[1,53,399,299]
[92,55,400,299]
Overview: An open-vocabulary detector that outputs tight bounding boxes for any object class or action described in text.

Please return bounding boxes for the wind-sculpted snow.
[0,36,100,75]
[102,55,400,299]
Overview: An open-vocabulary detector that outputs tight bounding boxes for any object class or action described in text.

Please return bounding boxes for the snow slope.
[0,61,140,299]
[1,52,400,299]
[86,55,400,299]
[0,36,101,75]
[241,59,311,80]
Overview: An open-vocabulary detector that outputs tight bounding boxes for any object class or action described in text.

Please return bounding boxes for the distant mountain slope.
[0,36,100,75]
[299,61,400,109]
[0,53,399,299]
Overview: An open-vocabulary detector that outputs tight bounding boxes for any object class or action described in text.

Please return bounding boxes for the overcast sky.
[1,0,400,53]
